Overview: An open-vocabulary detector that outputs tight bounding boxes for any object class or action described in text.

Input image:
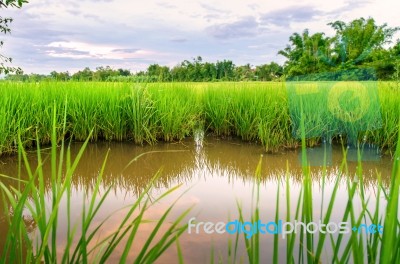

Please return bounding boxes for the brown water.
[0,138,393,263]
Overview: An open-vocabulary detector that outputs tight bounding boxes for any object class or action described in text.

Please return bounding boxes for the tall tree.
[255,62,283,81]
[328,17,399,69]
[278,29,332,76]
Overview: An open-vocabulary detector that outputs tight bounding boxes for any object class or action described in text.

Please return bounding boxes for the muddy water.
[0,138,393,263]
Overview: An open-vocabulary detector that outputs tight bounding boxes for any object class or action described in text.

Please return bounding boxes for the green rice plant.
[96,84,129,141]
[122,84,158,144]
[203,83,234,136]
[0,81,400,156]
[67,83,103,141]
[229,85,262,141]
[371,82,400,151]
[151,83,200,141]
[257,83,294,152]
[222,103,399,263]
[379,120,400,263]
[0,103,191,263]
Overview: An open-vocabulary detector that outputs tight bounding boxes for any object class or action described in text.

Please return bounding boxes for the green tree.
[279,18,399,80]
[255,62,283,81]
[93,66,119,81]
[50,70,70,81]
[390,40,400,80]
[234,64,255,81]
[1,0,27,74]
[216,60,235,80]
[117,68,131,76]
[278,29,333,76]
[201,62,217,81]
[72,67,93,81]
[147,64,171,81]
[328,17,399,69]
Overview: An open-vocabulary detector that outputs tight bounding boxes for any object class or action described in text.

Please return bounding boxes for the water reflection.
[0,138,393,262]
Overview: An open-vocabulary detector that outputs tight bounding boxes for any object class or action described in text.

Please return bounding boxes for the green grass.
[0,103,190,263]
[0,81,399,156]
[216,107,400,263]
[0,84,399,263]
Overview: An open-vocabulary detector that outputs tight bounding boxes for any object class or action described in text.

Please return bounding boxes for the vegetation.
[217,119,400,263]
[0,0,27,74]
[4,59,284,82]
[279,18,400,80]
[1,102,399,263]
[0,81,399,157]
[0,105,190,263]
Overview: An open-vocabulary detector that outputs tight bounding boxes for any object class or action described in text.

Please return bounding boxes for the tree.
[147,64,171,82]
[216,60,235,80]
[390,40,400,80]
[278,29,333,76]
[72,67,93,81]
[328,17,399,69]
[255,62,283,81]
[279,17,399,80]
[234,64,255,81]
[117,68,131,76]
[201,62,217,81]
[0,0,27,74]
[50,70,70,81]
[93,66,119,81]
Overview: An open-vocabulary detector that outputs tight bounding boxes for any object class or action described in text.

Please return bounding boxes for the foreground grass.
[216,113,400,264]
[0,81,399,156]
[0,102,399,263]
[0,105,191,263]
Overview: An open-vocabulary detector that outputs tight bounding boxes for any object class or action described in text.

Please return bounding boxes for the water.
[0,138,393,263]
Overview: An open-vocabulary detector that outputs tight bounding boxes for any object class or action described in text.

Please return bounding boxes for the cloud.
[45,46,92,59]
[326,0,371,16]
[157,2,177,9]
[248,4,260,11]
[170,37,187,43]
[44,41,156,60]
[199,3,227,14]
[260,5,324,27]
[206,16,260,39]
[82,14,104,22]
[203,14,222,21]
[80,0,114,2]
[248,43,282,49]
[112,48,141,53]
[66,9,82,16]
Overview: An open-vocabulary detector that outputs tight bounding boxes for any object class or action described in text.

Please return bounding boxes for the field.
[1,81,400,263]
[0,81,399,156]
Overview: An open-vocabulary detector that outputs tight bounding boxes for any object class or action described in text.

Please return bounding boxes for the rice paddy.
[0,81,399,263]
[0,81,399,156]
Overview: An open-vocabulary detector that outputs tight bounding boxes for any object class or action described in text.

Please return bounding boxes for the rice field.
[0,81,399,156]
[0,82,399,263]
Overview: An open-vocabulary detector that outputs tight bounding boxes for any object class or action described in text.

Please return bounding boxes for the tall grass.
[0,81,399,156]
[0,103,190,263]
[219,104,400,263]
[0,82,399,263]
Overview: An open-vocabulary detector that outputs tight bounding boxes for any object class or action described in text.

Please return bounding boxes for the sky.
[1,0,400,74]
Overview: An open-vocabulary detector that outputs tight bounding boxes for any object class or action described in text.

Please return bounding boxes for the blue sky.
[2,0,399,74]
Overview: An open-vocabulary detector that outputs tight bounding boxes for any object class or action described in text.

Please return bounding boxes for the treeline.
[4,58,283,82]
[4,17,400,82]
